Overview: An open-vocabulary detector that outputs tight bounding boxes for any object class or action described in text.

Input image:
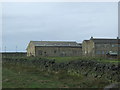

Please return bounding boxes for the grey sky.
[2,2,118,52]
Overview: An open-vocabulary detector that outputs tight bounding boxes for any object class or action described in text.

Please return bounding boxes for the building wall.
[82,40,119,57]
[27,39,120,58]
[82,41,88,55]
[94,43,119,57]
[27,42,36,56]
[82,40,95,56]
[35,46,82,57]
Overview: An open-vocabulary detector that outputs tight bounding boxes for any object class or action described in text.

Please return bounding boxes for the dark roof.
[30,41,81,47]
[84,40,89,42]
[91,38,120,44]
[1,52,27,54]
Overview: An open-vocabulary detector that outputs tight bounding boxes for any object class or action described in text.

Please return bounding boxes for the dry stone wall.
[2,57,120,82]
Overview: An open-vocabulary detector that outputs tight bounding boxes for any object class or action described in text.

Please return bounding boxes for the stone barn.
[82,37,120,57]
[26,41,82,57]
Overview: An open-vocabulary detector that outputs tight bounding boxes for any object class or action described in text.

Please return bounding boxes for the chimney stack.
[90,36,93,40]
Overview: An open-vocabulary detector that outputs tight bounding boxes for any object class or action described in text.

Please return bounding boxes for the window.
[112,44,115,47]
[54,50,57,53]
[115,45,118,47]
[38,50,42,55]
[44,51,47,56]
[96,51,101,54]
[112,44,118,47]
[102,51,105,54]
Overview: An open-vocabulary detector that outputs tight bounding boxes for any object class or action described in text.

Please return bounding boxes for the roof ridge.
[29,41,81,47]
[92,38,117,39]
[30,41,77,42]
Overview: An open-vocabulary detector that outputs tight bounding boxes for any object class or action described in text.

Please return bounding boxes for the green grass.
[46,56,81,63]
[3,66,63,88]
[45,56,120,64]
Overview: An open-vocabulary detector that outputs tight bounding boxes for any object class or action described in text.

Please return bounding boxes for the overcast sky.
[2,2,118,52]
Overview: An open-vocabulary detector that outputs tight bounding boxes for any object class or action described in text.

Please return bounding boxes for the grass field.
[3,64,111,88]
[46,56,120,64]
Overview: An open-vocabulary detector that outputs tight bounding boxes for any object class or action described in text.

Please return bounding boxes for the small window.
[102,51,105,54]
[38,50,42,55]
[115,45,118,47]
[112,45,115,47]
[115,44,118,47]
[118,45,120,47]
[96,51,101,54]
[54,50,57,53]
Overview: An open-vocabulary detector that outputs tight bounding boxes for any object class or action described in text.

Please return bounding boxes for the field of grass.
[3,67,64,88]
[46,56,120,64]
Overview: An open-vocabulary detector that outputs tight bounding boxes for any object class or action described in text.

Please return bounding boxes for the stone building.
[26,41,82,57]
[82,37,120,57]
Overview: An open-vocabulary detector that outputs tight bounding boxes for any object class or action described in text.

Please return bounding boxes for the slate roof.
[90,38,120,44]
[30,41,81,47]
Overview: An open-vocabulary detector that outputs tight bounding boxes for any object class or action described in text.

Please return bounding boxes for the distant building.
[1,52,27,58]
[26,41,82,57]
[82,37,120,57]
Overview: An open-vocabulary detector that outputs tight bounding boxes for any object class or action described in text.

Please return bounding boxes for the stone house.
[26,41,82,57]
[82,37,120,57]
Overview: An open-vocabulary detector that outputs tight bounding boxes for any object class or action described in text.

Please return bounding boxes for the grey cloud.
[2,2,118,51]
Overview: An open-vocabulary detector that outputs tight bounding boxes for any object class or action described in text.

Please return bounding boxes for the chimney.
[90,36,93,40]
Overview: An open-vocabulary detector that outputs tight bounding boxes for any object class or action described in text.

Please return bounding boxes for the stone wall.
[2,57,120,82]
